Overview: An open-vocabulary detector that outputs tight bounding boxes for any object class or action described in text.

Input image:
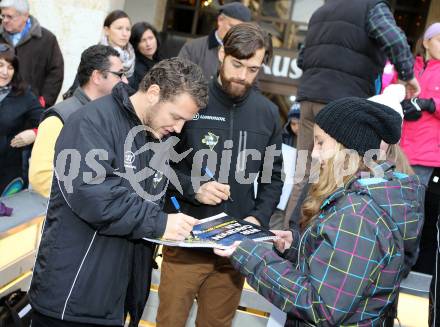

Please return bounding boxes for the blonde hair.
[386,144,414,175]
[300,144,371,230]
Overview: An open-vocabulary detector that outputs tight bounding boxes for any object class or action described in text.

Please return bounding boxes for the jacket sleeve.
[54,115,167,239]
[178,41,197,64]
[248,108,283,227]
[40,33,64,107]
[230,207,388,326]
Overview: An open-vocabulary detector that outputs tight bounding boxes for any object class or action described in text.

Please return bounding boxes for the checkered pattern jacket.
[230,162,424,326]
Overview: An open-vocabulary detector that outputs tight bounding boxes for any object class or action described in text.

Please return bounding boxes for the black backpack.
[0,290,32,327]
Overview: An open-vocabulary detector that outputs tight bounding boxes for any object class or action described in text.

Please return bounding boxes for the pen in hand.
[170,196,195,238]
[203,167,234,202]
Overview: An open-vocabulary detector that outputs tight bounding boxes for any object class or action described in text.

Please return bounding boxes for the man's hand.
[271,230,293,253]
[399,78,421,98]
[163,213,198,241]
[213,241,241,258]
[244,216,261,226]
[10,129,36,148]
[195,181,230,205]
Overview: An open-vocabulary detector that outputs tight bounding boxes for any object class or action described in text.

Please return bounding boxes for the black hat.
[220,3,252,22]
[315,97,402,155]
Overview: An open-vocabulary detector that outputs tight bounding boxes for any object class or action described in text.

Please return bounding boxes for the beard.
[219,66,253,98]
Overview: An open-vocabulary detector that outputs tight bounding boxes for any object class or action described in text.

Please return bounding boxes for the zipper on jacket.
[61,231,97,320]
[225,105,235,213]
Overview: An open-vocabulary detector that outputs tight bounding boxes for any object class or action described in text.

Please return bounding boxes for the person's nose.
[173,120,185,134]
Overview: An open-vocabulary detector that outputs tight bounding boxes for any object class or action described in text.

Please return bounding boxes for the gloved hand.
[401,97,436,121]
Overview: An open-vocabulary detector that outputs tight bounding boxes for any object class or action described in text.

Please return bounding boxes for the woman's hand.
[271,230,293,253]
[10,129,36,148]
[213,241,241,258]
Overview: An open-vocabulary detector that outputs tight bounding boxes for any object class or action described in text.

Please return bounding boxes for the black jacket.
[298,0,388,103]
[0,87,42,193]
[166,79,283,228]
[129,50,160,90]
[29,83,168,326]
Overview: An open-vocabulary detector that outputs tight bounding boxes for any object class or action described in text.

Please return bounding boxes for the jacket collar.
[73,87,91,106]
[0,15,42,47]
[209,76,251,107]
[208,30,221,49]
[319,161,395,210]
[111,82,141,125]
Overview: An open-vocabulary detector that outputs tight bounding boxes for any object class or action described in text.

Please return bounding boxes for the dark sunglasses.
[106,70,127,79]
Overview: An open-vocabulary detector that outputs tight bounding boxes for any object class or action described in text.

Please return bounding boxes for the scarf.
[100,35,136,78]
[8,18,31,46]
[0,85,11,103]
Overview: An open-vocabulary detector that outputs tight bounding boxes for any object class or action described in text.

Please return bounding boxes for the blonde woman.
[215,97,424,326]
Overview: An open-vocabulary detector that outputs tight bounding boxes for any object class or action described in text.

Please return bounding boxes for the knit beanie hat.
[315,97,402,155]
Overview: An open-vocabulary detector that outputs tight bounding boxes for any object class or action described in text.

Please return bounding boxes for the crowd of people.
[0,0,439,326]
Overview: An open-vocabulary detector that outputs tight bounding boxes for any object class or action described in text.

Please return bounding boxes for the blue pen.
[170,196,195,238]
[203,167,234,202]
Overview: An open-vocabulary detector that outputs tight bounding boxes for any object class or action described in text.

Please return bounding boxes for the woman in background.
[0,44,42,195]
[129,22,162,90]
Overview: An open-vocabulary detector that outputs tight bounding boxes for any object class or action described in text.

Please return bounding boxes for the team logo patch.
[202,132,219,151]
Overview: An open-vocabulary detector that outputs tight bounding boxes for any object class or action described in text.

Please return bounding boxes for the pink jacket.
[401,56,440,167]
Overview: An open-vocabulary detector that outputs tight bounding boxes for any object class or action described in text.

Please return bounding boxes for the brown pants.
[283,101,325,229]
[156,246,245,327]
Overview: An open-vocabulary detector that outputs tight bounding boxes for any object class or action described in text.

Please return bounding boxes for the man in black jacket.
[29,58,208,327]
[156,23,283,327]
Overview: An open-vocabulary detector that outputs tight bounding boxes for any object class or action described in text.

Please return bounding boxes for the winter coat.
[0,16,64,107]
[231,162,424,326]
[29,83,168,326]
[0,87,42,193]
[401,56,440,167]
[166,78,283,228]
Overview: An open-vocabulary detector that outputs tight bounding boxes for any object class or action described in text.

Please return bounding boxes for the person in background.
[400,22,439,187]
[29,45,126,198]
[179,2,251,80]
[0,43,42,196]
[100,10,135,78]
[129,22,162,90]
[398,22,440,327]
[216,97,424,327]
[283,0,421,229]
[0,0,63,108]
[269,103,300,230]
[63,10,134,99]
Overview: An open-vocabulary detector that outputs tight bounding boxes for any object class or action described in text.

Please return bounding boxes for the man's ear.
[90,69,102,85]
[146,84,160,105]
[218,46,225,64]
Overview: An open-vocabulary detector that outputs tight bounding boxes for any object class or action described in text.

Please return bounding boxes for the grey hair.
[0,0,30,14]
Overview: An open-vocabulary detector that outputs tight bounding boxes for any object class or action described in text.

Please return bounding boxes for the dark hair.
[139,57,208,109]
[0,44,27,94]
[77,45,120,87]
[103,10,130,27]
[130,22,161,60]
[222,22,273,65]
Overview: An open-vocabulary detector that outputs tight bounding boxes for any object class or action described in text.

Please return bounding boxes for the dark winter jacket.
[0,87,42,193]
[129,50,160,90]
[166,78,283,228]
[179,30,220,81]
[231,162,424,326]
[0,16,64,107]
[29,83,168,326]
[297,0,388,103]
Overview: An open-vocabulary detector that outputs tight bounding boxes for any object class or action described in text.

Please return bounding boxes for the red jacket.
[401,56,440,167]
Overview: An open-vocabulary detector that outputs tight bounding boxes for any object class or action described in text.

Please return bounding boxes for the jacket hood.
[321,161,424,272]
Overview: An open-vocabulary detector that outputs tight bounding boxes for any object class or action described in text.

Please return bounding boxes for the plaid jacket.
[230,163,424,326]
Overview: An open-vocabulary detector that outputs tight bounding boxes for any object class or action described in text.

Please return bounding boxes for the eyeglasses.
[0,14,20,21]
[106,70,127,79]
